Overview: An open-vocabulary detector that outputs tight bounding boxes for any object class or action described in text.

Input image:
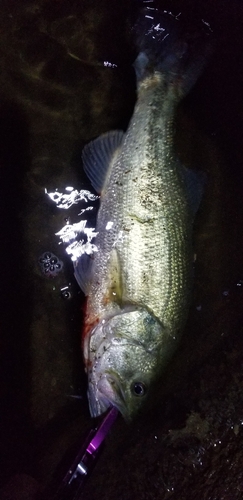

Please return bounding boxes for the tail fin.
[133,7,212,98]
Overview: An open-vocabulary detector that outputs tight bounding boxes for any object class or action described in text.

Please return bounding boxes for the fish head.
[85,308,170,420]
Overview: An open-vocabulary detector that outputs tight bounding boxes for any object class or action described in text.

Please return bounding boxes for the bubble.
[38,251,63,277]
[44,252,52,260]
[50,257,57,265]
[60,286,72,300]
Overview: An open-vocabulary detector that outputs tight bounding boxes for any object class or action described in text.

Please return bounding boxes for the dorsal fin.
[82,130,124,194]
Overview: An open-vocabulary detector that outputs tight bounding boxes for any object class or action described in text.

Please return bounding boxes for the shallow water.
[0,1,243,499]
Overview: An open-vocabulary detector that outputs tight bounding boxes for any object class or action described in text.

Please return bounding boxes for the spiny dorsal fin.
[82,130,124,194]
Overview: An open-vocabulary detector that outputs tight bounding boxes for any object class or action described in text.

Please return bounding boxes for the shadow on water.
[0,100,34,477]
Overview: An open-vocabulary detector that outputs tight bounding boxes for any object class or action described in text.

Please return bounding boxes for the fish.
[75,8,207,420]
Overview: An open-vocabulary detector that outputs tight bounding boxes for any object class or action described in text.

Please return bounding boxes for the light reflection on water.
[45,186,99,262]
[45,186,98,209]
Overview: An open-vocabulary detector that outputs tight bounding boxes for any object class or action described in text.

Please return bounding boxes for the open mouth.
[88,383,110,417]
[87,371,124,417]
[91,372,126,417]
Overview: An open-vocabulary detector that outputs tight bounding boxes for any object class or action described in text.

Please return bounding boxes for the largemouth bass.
[75,9,206,419]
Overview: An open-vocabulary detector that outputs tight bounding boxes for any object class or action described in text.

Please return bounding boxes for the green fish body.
[75,10,206,419]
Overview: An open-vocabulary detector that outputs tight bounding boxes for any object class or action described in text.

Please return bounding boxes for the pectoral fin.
[74,253,93,295]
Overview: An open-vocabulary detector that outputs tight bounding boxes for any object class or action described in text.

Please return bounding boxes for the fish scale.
[88,75,191,334]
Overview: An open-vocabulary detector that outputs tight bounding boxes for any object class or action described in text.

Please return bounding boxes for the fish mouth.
[88,372,126,418]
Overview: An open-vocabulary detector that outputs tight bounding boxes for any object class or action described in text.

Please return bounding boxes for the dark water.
[0,1,243,499]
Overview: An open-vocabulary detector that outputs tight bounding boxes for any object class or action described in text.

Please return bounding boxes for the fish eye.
[131,382,147,397]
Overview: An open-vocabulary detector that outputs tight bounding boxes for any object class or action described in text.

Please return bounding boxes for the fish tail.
[133,6,211,98]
